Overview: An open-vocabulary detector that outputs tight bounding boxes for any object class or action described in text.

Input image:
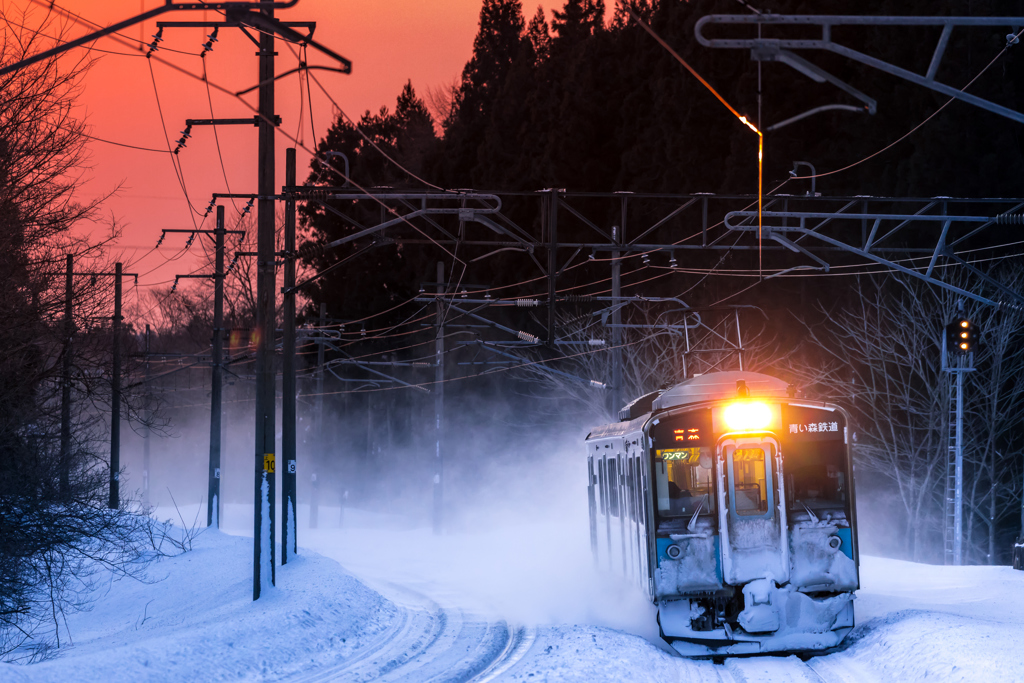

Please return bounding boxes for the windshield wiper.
[687,493,709,532]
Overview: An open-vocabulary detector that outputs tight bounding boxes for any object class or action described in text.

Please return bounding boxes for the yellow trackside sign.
[263,454,275,473]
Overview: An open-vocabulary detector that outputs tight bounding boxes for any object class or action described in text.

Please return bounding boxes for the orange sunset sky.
[6,0,549,320]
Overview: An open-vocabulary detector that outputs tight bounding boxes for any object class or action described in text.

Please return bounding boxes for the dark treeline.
[300,0,1024,324]
[309,0,1024,197]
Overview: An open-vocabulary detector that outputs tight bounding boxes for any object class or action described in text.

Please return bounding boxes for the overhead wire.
[789,28,1024,181]
[626,5,764,276]
[35,3,1017,381]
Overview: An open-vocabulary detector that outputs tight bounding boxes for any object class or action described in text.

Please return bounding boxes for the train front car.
[586,371,859,657]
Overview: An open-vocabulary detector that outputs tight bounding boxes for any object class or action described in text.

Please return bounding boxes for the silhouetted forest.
[299,0,1024,328]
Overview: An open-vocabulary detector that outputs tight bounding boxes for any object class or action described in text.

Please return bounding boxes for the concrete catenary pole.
[208,206,225,528]
[311,302,325,529]
[108,262,122,510]
[253,5,277,599]
[433,261,445,535]
[60,254,73,500]
[611,224,622,418]
[142,324,151,508]
[282,147,297,563]
[954,356,965,565]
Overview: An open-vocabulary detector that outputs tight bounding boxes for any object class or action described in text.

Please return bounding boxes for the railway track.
[283,584,535,683]
[714,653,877,683]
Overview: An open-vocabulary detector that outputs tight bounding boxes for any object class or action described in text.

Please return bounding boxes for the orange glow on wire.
[629,9,764,277]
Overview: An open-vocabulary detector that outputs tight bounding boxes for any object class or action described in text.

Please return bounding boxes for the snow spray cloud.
[299,382,659,641]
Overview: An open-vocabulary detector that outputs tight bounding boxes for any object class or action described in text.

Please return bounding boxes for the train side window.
[631,457,640,522]
[607,457,620,518]
[622,456,630,520]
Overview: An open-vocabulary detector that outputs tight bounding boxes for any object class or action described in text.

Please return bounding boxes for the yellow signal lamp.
[960,331,969,339]
[960,320,969,328]
[960,342,969,350]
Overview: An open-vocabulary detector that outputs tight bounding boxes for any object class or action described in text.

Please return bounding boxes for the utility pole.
[108,262,122,510]
[611,223,622,418]
[433,261,445,535]
[282,147,297,563]
[943,308,976,566]
[546,190,558,345]
[253,4,277,599]
[143,324,151,509]
[167,218,242,525]
[953,356,965,565]
[208,206,225,528]
[311,302,325,529]
[60,254,73,500]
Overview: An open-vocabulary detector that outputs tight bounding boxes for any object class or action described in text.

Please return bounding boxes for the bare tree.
[0,6,156,660]
[959,264,1024,564]
[514,303,784,423]
[792,268,1024,564]
[791,276,948,561]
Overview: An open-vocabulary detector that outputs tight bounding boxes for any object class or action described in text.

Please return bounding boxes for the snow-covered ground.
[2,504,1023,682]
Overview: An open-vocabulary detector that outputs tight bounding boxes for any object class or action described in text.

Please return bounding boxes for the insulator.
[588,339,606,346]
[200,27,219,58]
[296,243,327,259]
[590,380,607,389]
[146,28,163,57]
[562,295,595,303]
[995,213,1024,224]
[515,298,540,307]
[517,330,540,343]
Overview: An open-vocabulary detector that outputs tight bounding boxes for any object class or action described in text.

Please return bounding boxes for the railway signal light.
[946,317,981,354]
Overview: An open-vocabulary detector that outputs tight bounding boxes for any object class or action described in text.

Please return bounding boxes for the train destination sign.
[788,421,839,435]
[673,427,703,442]
[782,405,845,442]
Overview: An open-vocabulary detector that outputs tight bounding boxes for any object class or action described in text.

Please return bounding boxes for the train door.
[717,435,790,585]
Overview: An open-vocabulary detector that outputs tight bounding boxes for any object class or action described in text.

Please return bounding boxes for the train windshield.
[729,447,770,515]
[784,440,847,511]
[781,406,848,513]
[654,448,716,517]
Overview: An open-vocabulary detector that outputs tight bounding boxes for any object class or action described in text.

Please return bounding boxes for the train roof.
[652,371,790,411]
[587,371,793,441]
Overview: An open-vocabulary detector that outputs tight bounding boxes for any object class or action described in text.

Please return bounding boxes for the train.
[585,371,859,656]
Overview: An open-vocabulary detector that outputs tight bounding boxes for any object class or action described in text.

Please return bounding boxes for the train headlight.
[723,401,772,431]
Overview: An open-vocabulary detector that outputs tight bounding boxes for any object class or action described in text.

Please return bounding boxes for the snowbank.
[0,530,395,682]
[3,511,1023,682]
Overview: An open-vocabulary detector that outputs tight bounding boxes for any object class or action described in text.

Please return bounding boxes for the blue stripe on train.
[656,529,852,575]
[835,527,854,560]
[656,536,723,582]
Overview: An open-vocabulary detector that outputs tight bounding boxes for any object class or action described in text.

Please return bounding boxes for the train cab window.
[607,458,620,518]
[784,440,846,511]
[729,448,769,516]
[654,448,716,518]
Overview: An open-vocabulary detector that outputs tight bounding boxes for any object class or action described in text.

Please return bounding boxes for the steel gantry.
[695,14,1024,129]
